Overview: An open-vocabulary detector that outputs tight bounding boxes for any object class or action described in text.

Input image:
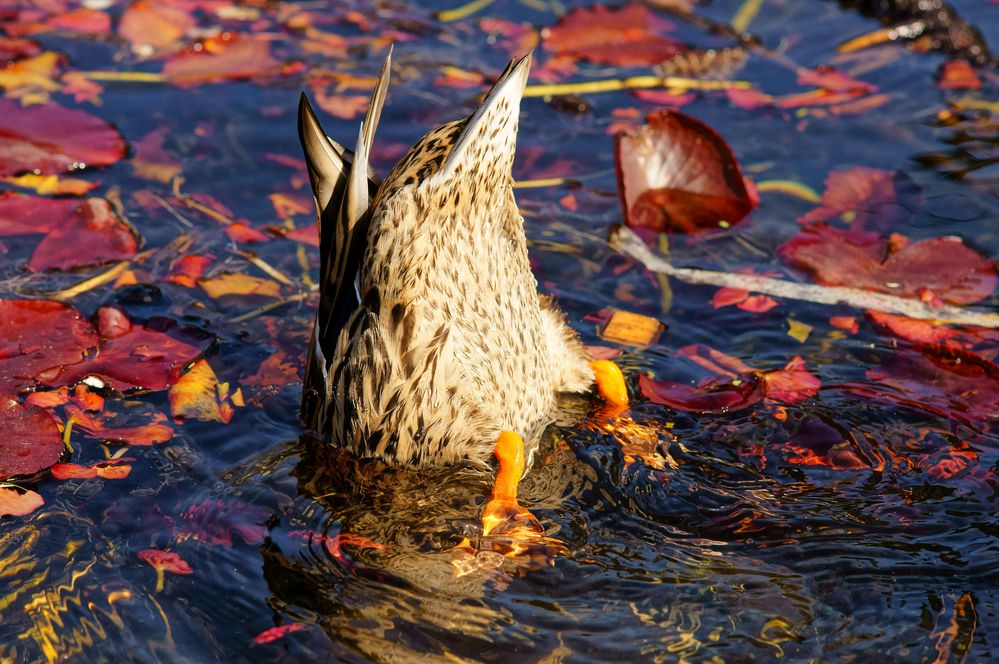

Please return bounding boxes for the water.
[0,0,997,661]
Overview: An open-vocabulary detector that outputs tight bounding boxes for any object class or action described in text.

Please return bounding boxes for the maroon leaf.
[639,373,764,413]
[761,356,821,404]
[0,299,98,394]
[49,311,210,393]
[778,224,997,305]
[862,345,999,424]
[0,396,64,480]
[0,99,125,177]
[796,66,876,94]
[0,193,139,271]
[615,110,755,233]
[541,4,681,67]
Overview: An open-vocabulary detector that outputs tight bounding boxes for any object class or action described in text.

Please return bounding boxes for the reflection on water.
[0,0,997,660]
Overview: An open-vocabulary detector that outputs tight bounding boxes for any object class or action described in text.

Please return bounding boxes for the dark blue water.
[0,0,996,661]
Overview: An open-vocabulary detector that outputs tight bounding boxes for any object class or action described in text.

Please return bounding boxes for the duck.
[297,49,627,536]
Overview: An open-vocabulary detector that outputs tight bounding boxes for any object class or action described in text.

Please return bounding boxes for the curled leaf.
[615,110,755,233]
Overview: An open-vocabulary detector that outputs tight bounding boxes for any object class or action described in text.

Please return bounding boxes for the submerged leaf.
[169,359,229,422]
[542,4,680,66]
[252,623,306,646]
[615,110,755,233]
[163,35,281,87]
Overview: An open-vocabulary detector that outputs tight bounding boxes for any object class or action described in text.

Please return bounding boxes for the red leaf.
[865,311,957,345]
[69,406,173,446]
[615,110,755,233]
[737,294,779,313]
[762,356,821,404]
[24,387,69,408]
[798,168,921,231]
[829,316,859,335]
[0,299,97,394]
[778,224,996,305]
[0,194,138,271]
[0,396,64,480]
[0,487,43,517]
[937,60,981,90]
[726,88,773,110]
[542,4,681,66]
[711,287,749,309]
[225,222,269,244]
[96,305,133,340]
[51,462,96,479]
[163,35,281,87]
[253,623,306,646]
[639,373,763,413]
[50,316,210,393]
[797,66,876,93]
[47,8,111,34]
[166,254,214,287]
[0,99,125,177]
[138,549,192,574]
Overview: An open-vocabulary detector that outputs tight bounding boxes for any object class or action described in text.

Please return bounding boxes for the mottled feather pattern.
[299,52,594,467]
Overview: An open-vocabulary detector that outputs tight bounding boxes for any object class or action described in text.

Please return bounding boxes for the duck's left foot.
[481,430,541,537]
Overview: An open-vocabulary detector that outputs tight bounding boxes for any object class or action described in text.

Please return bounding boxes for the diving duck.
[297,50,627,530]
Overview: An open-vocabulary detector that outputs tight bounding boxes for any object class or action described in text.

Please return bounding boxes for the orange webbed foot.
[591,360,629,419]
[481,431,540,537]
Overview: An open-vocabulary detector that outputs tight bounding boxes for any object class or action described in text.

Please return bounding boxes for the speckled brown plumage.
[298,51,594,467]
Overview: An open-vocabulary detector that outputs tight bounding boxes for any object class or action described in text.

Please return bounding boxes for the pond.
[0,0,997,661]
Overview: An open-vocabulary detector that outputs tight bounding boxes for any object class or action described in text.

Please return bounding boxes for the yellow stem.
[49,262,130,301]
[755,179,822,203]
[77,71,166,83]
[731,0,764,33]
[154,568,165,593]
[523,76,751,98]
[435,0,495,22]
[513,177,568,189]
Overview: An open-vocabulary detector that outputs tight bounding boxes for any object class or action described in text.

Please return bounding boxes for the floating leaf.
[51,459,132,480]
[779,224,997,305]
[542,4,681,66]
[615,110,755,233]
[639,373,763,413]
[49,310,210,393]
[796,66,876,94]
[0,487,43,517]
[68,405,173,446]
[199,273,281,299]
[0,51,61,102]
[786,318,813,343]
[937,60,981,90]
[0,299,97,394]
[169,359,229,423]
[138,549,192,592]
[163,35,281,87]
[119,0,195,53]
[761,357,820,404]
[0,99,125,177]
[0,396,64,480]
[252,623,306,646]
[829,316,859,335]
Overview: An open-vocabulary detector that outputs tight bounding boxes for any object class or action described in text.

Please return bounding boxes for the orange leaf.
[199,273,281,299]
[0,487,43,516]
[169,359,227,422]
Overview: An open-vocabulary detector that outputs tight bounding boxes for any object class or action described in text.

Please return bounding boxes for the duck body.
[299,52,594,467]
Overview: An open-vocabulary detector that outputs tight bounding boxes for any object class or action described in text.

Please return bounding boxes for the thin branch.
[611,225,999,328]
